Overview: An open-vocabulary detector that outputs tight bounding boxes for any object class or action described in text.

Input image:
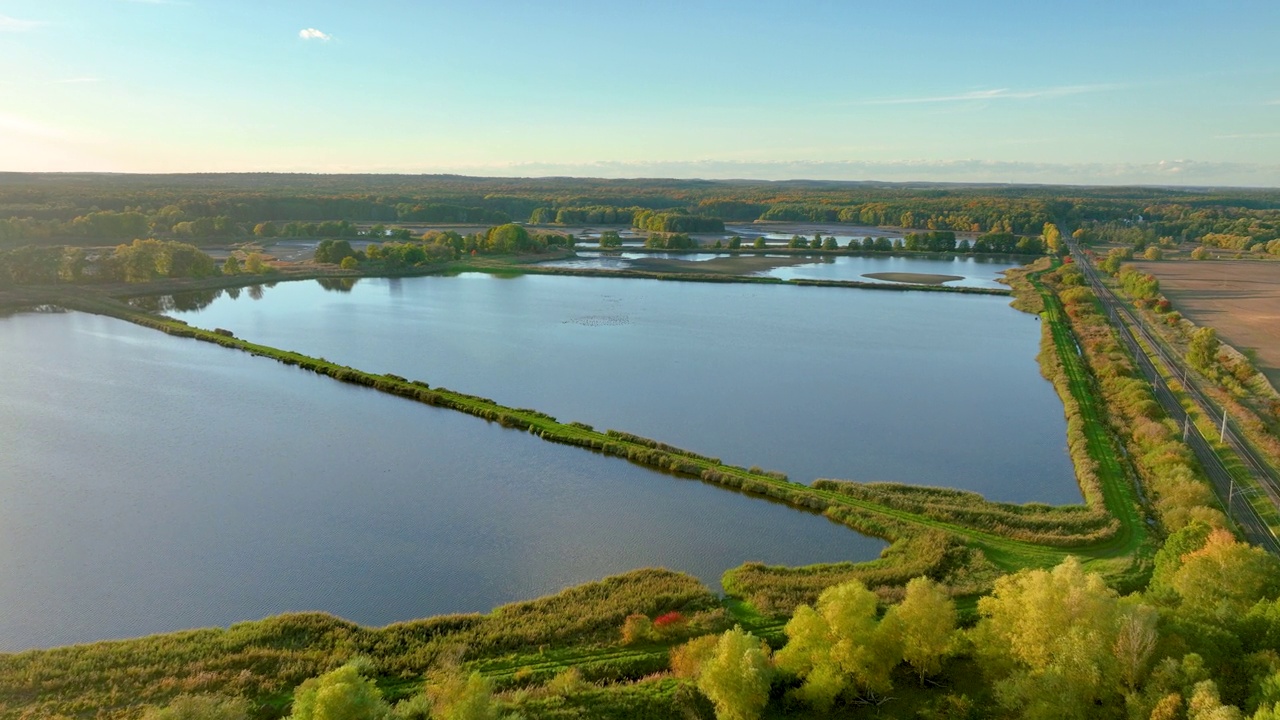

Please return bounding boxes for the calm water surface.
[539,252,1017,288]
[169,273,1079,504]
[0,312,884,651]
[757,254,1019,289]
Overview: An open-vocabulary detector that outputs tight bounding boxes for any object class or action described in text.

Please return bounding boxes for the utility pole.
[1221,409,1229,443]
[1183,415,1190,442]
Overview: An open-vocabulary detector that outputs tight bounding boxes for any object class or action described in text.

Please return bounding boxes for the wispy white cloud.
[860,84,1122,106]
[299,28,331,41]
[0,14,45,31]
[1265,99,1280,106]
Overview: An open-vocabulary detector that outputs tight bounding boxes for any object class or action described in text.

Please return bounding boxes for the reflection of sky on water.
[0,311,885,651]
[537,252,1022,289]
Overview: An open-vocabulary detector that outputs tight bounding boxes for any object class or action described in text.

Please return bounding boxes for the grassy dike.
[1,269,1158,718]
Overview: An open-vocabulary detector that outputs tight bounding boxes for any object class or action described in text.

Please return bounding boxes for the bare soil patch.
[1131,260,1280,388]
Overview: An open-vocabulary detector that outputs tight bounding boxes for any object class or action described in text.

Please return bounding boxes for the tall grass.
[721,531,1002,615]
[0,570,713,719]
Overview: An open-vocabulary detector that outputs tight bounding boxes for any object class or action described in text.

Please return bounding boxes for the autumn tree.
[486,223,539,253]
[245,253,269,274]
[1187,327,1221,375]
[289,662,391,720]
[315,239,355,264]
[775,579,900,710]
[1043,222,1063,254]
[58,246,87,282]
[1168,528,1280,625]
[1186,680,1242,720]
[1114,603,1159,695]
[972,557,1132,719]
[884,576,956,682]
[425,670,498,720]
[671,634,720,679]
[696,627,774,720]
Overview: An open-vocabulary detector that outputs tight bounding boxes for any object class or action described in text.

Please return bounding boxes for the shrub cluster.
[1045,266,1227,533]
[812,480,1118,547]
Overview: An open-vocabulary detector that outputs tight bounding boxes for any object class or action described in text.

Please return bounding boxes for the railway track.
[1066,240,1280,553]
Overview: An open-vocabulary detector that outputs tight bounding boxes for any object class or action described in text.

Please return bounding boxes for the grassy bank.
[0,569,716,718]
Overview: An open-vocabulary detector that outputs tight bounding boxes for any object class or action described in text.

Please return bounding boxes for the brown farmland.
[1130,260,1280,388]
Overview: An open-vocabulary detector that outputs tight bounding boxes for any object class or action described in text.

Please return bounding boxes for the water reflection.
[131,288,224,313]
[170,273,1078,503]
[317,277,360,292]
[0,311,885,650]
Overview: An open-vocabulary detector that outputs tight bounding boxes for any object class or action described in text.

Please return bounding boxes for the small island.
[862,271,965,285]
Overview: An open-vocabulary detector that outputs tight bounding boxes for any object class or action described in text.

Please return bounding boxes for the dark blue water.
[0,311,884,651]
[169,273,1078,503]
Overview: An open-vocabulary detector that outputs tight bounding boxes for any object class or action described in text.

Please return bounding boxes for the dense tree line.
[0,239,220,285]
[531,205,636,225]
[313,224,574,269]
[4,175,1280,255]
[973,231,1048,254]
[632,209,725,233]
[643,232,697,249]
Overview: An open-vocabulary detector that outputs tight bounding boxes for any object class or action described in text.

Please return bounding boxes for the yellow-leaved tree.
[774,579,901,710]
[695,626,774,720]
[882,576,957,683]
[971,557,1134,719]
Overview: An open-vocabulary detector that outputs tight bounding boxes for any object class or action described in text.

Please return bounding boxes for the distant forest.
[1,173,1278,249]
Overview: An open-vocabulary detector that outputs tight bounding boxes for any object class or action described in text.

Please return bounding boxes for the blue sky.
[2,0,1279,185]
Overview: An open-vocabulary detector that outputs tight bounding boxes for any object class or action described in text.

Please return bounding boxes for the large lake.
[0,312,883,651]
[168,273,1078,503]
